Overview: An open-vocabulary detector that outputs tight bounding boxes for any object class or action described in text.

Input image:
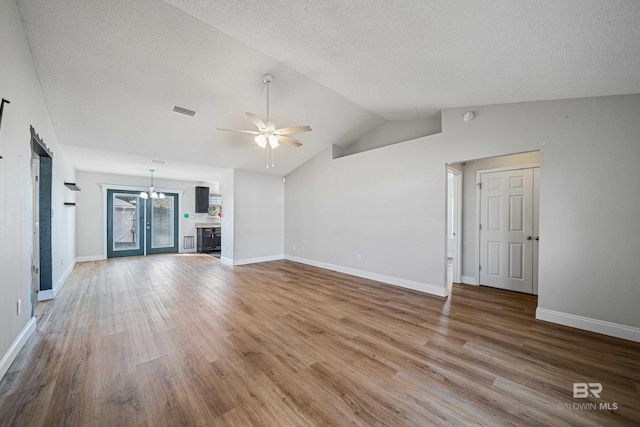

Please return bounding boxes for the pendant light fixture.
[139,169,165,199]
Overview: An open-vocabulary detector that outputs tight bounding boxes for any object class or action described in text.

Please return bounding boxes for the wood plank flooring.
[1,254,639,426]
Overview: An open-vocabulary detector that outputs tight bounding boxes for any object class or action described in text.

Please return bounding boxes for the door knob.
[526,236,532,240]
[535,236,539,241]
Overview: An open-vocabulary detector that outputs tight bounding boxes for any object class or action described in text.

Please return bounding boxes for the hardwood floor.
[1,254,639,426]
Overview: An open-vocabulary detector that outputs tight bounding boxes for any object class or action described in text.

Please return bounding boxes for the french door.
[107,189,178,258]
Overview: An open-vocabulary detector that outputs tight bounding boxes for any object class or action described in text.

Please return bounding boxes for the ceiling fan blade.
[217,128,260,135]
[273,125,312,135]
[276,135,302,147]
[246,112,266,130]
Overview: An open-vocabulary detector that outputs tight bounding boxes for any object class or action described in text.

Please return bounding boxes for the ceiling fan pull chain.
[272,146,275,168]
[266,143,270,169]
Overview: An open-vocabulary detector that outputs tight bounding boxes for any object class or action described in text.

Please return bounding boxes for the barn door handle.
[526,236,532,240]
[535,236,539,241]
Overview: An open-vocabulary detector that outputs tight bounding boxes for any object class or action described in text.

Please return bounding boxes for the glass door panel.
[147,193,179,254]
[107,190,144,258]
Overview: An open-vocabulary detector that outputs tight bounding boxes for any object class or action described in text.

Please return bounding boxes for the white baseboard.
[0,317,36,381]
[221,254,285,266]
[76,255,104,263]
[536,308,640,343]
[285,255,448,297]
[38,289,54,301]
[461,275,478,285]
[38,260,75,301]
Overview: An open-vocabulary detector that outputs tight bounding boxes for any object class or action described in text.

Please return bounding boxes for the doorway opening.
[30,126,53,302]
[447,151,540,295]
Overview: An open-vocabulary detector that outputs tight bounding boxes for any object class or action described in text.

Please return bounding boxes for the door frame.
[31,155,40,312]
[474,163,540,287]
[101,184,184,259]
[447,166,463,285]
[30,126,53,301]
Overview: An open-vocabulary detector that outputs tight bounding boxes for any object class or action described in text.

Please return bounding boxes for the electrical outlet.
[302,246,305,252]
[293,245,296,250]
[17,299,21,315]
[357,254,362,261]
[61,259,64,266]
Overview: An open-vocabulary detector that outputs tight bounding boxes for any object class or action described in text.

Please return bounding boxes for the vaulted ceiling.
[17,0,640,179]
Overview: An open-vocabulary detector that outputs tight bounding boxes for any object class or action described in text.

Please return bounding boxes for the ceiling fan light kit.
[217,74,311,168]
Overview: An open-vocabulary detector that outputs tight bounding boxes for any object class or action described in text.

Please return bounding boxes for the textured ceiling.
[17,0,383,177]
[17,0,640,178]
[166,0,640,120]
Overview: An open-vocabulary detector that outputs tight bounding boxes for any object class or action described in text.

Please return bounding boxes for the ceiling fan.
[217,74,311,168]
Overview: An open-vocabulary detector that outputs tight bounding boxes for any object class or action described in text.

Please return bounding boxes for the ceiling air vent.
[172,105,196,117]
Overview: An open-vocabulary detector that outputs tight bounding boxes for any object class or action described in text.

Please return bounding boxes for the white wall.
[75,171,220,259]
[232,169,284,264]
[456,152,540,282]
[286,94,640,341]
[0,0,76,377]
[285,135,449,297]
[341,115,441,157]
[442,96,640,339]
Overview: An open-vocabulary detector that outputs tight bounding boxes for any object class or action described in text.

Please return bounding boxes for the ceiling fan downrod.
[263,74,273,123]
[264,74,275,169]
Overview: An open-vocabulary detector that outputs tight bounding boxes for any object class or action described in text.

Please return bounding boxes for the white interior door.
[447,168,462,284]
[532,167,540,295]
[447,172,456,258]
[480,168,534,293]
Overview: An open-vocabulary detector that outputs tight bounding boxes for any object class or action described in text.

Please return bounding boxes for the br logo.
[573,383,602,398]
